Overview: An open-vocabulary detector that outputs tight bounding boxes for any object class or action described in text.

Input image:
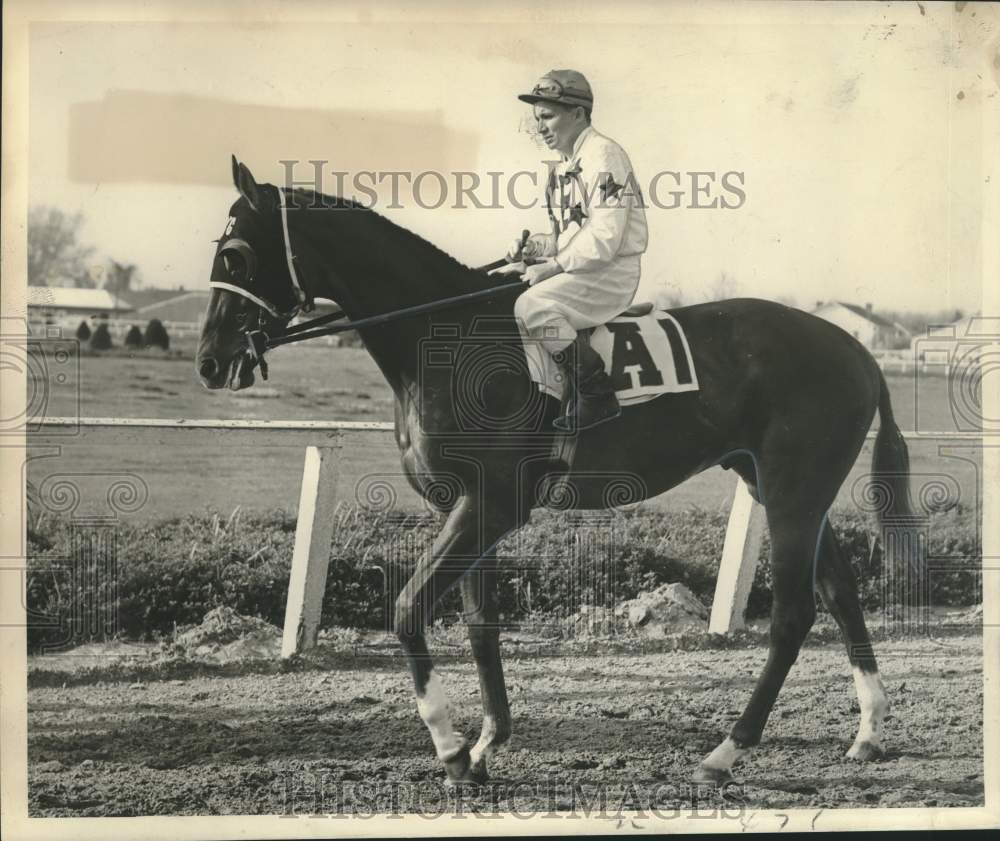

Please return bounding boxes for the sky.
[26,1,998,313]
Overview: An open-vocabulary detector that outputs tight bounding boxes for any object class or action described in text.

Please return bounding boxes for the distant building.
[911,312,992,365]
[812,301,912,350]
[119,288,191,313]
[121,288,210,324]
[916,313,986,344]
[27,286,133,322]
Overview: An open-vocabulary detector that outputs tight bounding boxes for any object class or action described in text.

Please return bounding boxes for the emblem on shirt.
[545,156,642,234]
[556,159,587,232]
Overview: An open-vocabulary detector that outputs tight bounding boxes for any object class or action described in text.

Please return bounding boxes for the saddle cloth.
[526,304,700,405]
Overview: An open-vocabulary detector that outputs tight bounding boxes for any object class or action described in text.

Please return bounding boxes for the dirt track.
[28,634,983,816]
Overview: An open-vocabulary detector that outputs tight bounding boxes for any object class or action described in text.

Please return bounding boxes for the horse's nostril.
[199,357,219,379]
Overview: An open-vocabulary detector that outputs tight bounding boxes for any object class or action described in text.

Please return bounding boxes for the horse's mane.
[286,187,493,294]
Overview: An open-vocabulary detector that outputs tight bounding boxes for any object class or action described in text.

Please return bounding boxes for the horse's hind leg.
[815,520,889,761]
[460,550,512,781]
[695,505,822,784]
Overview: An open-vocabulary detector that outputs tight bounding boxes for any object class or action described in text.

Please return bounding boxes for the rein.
[243,279,527,376]
[210,192,531,380]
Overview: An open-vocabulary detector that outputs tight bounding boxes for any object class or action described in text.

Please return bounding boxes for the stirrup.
[552,392,621,432]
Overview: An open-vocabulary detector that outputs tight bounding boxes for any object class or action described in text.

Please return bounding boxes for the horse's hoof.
[692,764,734,786]
[442,743,487,787]
[468,758,489,785]
[443,743,471,781]
[846,740,883,762]
[444,763,488,789]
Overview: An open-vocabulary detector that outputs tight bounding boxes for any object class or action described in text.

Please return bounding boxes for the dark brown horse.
[197,157,915,785]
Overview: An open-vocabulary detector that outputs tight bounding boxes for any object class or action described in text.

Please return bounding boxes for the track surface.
[28,634,983,816]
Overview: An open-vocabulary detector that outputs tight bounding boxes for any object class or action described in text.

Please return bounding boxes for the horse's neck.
[296,205,486,391]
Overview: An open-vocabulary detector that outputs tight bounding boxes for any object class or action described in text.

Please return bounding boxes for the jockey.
[508,69,648,431]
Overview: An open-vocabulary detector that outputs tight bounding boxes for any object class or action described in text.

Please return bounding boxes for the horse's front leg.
[394,495,514,784]
[460,550,511,782]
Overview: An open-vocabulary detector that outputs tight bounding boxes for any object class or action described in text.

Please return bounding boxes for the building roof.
[132,290,211,323]
[815,301,909,333]
[27,286,133,312]
[119,288,191,311]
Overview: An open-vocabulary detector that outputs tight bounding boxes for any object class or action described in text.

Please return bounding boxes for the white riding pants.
[513,255,642,354]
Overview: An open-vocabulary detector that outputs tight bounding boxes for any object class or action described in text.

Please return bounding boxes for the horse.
[196,156,915,786]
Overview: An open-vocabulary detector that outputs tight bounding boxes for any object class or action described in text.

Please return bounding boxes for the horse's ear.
[232,158,272,213]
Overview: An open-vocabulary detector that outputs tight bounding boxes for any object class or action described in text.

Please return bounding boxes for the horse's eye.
[223,253,248,283]
[235,311,249,328]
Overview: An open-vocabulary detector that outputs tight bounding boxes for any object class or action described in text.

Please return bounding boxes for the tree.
[27,206,96,287]
[708,271,740,301]
[124,325,143,348]
[144,319,170,350]
[877,307,966,336]
[104,260,138,298]
[76,321,92,342]
[656,289,685,309]
[90,322,113,350]
[774,295,802,310]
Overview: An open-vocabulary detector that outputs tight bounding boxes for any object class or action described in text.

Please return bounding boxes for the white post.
[709,478,768,634]
[281,445,339,657]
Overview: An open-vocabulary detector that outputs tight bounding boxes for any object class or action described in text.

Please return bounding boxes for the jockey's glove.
[507,234,553,262]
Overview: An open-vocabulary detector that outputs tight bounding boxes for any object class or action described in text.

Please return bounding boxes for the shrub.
[24,504,981,651]
[144,318,170,350]
[124,325,143,348]
[75,320,91,342]
[90,322,113,350]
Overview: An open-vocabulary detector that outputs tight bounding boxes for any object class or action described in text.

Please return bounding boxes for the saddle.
[541,299,687,504]
[619,301,654,317]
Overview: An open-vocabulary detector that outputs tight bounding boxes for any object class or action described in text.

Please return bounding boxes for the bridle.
[209,191,334,379]
[209,189,530,379]
[211,195,313,317]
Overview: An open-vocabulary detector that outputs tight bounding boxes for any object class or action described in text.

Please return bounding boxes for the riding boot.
[551,335,621,432]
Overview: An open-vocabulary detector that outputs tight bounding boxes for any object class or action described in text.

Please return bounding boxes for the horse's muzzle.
[198,356,220,381]
[197,352,254,390]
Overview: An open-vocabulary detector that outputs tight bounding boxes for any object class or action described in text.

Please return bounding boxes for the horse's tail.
[871,367,924,591]
[871,367,913,523]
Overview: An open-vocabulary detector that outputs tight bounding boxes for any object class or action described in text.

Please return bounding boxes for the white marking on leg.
[847,667,889,756]
[469,714,497,767]
[701,737,747,773]
[415,670,464,761]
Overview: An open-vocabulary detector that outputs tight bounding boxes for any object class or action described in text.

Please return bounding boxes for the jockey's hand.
[521,237,543,260]
[522,259,563,287]
[506,235,527,262]
[506,230,545,262]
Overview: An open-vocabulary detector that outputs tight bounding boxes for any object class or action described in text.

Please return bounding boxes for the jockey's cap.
[518,70,593,109]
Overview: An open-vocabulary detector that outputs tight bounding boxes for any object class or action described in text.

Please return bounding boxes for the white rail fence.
[32,418,970,657]
[30,317,204,339]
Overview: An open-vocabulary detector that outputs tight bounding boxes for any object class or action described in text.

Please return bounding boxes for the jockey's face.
[533,102,587,157]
